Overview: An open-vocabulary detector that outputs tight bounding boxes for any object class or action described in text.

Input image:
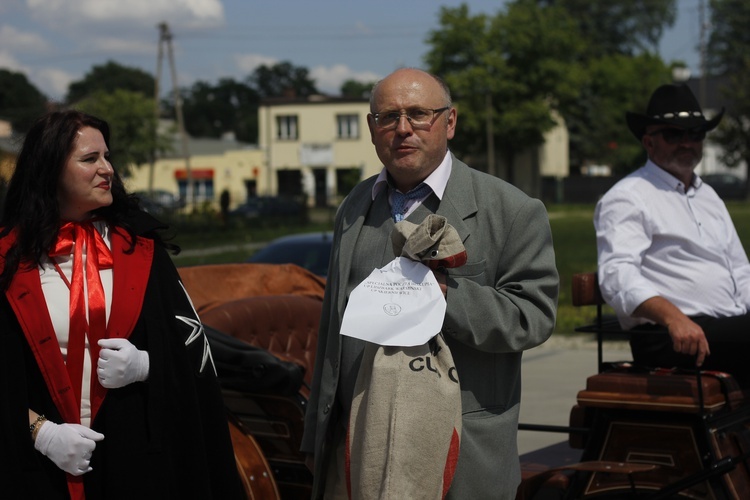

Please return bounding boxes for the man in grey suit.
[301,67,559,499]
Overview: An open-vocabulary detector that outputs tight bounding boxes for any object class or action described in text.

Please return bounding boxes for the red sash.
[48,221,113,423]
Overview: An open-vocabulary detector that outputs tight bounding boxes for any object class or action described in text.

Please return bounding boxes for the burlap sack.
[346,215,464,499]
[391,213,467,269]
[346,334,461,499]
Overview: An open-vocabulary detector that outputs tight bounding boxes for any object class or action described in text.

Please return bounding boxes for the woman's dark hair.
[0,110,146,290]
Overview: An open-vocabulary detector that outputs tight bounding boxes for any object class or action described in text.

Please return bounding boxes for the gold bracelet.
[30,414,46,441]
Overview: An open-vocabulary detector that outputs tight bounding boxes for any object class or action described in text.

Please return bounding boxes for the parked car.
[247,232,333,277]
[230,196,307,220]
[135,189,185,216]
[701,173,746,200]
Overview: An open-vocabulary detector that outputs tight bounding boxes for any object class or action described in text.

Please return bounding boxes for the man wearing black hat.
[594,83,750,387]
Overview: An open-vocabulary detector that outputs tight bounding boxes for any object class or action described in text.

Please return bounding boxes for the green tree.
[708,0,750,195]
[569,54,671,173]
[340,79,375,98]
[537,0,676,57]
[0,69,48,133]
[537,0,676,174]
[247,61,318,99]
[67,61,155,104]
[75,89,171,173]
[180,78,260,143]
[425,1,586,185]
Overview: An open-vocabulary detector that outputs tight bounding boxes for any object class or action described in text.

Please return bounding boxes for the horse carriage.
[179,263,750,499]
[517,273,750,499]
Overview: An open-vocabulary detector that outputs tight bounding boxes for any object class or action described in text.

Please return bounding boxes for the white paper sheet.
[340,257,446,346]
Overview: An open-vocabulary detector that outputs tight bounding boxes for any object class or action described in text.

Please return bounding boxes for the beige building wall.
[539,111,569,178]
[0,120,11,139]
[259,97,382,205]
[127,147,264,209]
[496,111,569,197]
[0,153,14,183]
[0,119,14,184]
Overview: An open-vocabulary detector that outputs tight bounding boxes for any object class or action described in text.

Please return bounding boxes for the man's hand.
[665,316,711,367]
[97,338,150,388]
[34,421,104,476]
[634,296,710,367]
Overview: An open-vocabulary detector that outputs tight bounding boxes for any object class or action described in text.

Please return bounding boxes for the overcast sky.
[0,0,704,102]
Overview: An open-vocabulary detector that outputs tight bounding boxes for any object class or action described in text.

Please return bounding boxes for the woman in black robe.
[0,110,243,499]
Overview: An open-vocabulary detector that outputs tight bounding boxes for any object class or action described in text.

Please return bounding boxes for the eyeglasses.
[371,107,450,130]
[647,127,706,144]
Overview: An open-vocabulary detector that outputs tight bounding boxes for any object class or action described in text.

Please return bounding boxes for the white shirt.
[595,160,750,329]
[372,150,453,218]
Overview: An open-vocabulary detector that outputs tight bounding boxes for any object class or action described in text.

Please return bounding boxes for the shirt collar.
[644,159,703,194]
[372,150,453,200]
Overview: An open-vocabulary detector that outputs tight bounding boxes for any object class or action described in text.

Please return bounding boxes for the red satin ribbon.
[48,220,113,420]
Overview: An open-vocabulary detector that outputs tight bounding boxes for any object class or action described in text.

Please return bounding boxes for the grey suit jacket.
[301,156,559,499]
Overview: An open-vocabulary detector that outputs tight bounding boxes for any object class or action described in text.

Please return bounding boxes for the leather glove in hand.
[34,421,104,476]
[97,338,150,388]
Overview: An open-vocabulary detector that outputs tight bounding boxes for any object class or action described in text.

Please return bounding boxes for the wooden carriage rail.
[516,461,658,500]
[647,454,747,500]
[228,414,282,500]
[516,422,588,435]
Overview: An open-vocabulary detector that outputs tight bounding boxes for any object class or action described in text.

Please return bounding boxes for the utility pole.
[699,0,707,107]
[156,22,194,208]
[486,92,495,177]
[149,26,162,197]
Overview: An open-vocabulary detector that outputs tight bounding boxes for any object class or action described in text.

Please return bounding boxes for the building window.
[175,169,214,203]
[337,114,359,139]
[277,115,298,140]
[178,179,214,203]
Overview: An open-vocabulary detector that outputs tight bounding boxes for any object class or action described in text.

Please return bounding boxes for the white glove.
[97,338,150,388]
[34,421,104,476]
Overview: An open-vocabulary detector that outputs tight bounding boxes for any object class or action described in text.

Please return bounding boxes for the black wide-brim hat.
[626,83,724,141]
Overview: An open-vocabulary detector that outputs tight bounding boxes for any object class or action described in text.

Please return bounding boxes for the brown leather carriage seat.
[178,262,324,388]
[207,293,321,499]
[198,294,322,390]
[178,262,325,314]
[576,367,745,414]
[178,263,324,499]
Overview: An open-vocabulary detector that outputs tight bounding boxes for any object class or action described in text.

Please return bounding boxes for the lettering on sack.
[408,356,459,383]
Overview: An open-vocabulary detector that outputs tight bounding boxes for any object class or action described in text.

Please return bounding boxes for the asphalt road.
[518,335,631,456]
